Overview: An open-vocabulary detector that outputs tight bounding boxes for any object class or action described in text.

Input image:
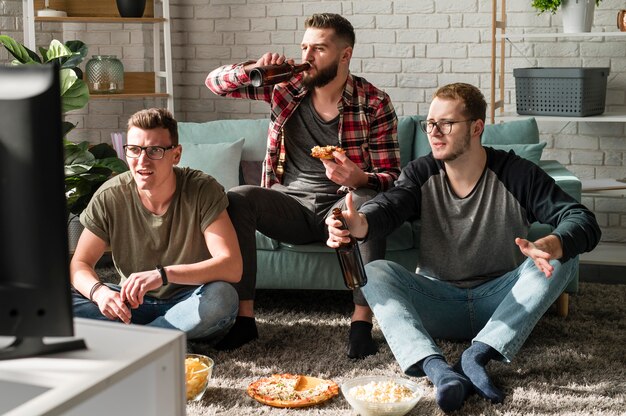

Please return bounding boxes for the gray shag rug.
[97,268,625,415]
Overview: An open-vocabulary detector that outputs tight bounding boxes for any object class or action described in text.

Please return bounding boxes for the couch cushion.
[397,116,416,168]
[386,221,415,251]
[482,117,539,145]
[488,142,547,165]
[178,139,245,190]
[266,220,415,254]
[255,231,280,250]
[538,160,582,201]
[178,119,269,162]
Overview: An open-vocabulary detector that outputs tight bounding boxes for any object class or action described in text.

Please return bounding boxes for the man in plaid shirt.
[206,13,400,358]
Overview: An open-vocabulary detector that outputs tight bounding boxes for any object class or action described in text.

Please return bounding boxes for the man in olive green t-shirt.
[70,108,242,342]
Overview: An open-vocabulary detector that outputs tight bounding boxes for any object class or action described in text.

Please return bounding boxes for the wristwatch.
[156,264,168,286]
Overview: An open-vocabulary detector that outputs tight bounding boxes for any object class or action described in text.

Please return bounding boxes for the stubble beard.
[302,60,339,89]
[436,131,472,162]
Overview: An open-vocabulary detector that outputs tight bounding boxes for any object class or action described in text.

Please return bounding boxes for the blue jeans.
[72,281,239,341]
[361,257,577,376]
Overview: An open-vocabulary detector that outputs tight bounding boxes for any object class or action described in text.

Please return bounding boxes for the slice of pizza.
[310,145,345,159]
[247,373,339,408]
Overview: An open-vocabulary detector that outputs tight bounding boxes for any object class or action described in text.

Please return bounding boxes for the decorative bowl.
[341,375,423,416]
[185,354,214,402]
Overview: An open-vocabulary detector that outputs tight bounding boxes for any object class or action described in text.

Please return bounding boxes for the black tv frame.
[0,63,86,359]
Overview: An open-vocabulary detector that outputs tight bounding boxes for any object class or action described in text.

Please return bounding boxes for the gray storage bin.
[513,67,609,117]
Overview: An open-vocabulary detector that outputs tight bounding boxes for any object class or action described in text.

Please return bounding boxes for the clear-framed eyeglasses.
[123,144,177,160]
[419,119,475,135]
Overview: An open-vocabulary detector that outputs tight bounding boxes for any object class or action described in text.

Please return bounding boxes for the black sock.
[214,316,258,351]
[456,341,505,404]
[421,354,473,413]
[347,321,378,359]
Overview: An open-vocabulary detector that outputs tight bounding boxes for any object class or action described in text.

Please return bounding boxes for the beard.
[435,131,472,162]
[302,60,339,89]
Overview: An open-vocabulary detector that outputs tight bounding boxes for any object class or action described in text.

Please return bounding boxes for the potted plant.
[532,0,601,33]
[531,0,601,15]
[1,36,128,250]
[64,141,128,216]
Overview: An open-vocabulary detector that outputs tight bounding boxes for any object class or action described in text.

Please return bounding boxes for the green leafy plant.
[64,141,129,215]
[531,0,602,15]
[1,35,128,215]
[0,36,89,114]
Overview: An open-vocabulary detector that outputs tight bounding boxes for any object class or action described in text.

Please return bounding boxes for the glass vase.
[85,55,124,93]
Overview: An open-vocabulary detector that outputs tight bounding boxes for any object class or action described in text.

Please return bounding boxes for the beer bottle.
[249,62,311,87]
[332,208,368,289]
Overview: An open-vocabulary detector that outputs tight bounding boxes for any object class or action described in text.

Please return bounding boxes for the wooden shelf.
[25,0,174,113]
[88,72,168,98]
[35,16,164,23]
[497,31,626,40]
[34,0,154,18]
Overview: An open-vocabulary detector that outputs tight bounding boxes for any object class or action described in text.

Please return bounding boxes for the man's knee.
[202,281,239,312]
[351,188,378,208]
[227,185,257,218]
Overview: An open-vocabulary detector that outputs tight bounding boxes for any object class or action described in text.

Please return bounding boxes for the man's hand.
[244,52,292,72]
[321,150,368,189]
[326,192,369,248]
[120,269,163,309]
[92,287,132,324]
[515,235,563,278]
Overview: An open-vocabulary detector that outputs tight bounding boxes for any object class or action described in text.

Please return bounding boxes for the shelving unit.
[490,0,626,266]
[22,0,174,114]
[490,0,625,124]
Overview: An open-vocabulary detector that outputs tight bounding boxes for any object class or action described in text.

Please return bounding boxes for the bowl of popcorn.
[341,375,423,416]
[185,354,214,402]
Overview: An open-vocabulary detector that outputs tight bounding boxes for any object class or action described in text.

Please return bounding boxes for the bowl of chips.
[341,375,423,416]
[185,354,214,402]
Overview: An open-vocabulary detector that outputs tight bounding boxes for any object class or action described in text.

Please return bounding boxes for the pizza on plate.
[310,145,345,159]
[247,373,339,408]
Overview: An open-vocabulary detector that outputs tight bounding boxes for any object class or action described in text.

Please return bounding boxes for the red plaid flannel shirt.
[206,62,400,190]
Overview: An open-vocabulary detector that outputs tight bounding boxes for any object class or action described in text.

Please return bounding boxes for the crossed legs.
[361,257,577,411]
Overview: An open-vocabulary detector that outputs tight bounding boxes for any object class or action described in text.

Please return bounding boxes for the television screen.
[0,63,86,359]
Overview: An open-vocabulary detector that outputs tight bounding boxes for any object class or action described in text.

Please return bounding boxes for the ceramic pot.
[561,0,595,33]
[116,0,146,18]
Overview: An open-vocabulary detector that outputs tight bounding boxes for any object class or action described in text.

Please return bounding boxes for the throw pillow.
[178,139,245,190]
[488,142,547,165]
[482,117,539,145]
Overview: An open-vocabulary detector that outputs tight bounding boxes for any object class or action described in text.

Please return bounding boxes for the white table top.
[0,318,185,416]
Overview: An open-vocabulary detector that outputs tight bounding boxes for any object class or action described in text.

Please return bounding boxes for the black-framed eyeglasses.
[123,144,177,160]
[419,119,475,135]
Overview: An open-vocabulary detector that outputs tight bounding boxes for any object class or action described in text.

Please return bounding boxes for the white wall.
[1,0,625,243]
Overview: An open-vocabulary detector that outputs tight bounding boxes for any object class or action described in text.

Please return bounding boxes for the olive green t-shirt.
[80,167,228,299]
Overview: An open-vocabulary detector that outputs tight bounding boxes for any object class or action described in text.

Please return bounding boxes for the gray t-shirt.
[417,166,528,287]
[362,147,600,287]
[282,94,340,194]
[80,167,228,299]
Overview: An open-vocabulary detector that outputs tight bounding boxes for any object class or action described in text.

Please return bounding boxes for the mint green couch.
[178,116,580,307]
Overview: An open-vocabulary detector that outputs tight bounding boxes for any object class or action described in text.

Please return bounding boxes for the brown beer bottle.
[249,62,311,87]
[332,208,368,289]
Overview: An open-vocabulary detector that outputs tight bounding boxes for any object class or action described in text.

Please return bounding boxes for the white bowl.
[341,375,423,416]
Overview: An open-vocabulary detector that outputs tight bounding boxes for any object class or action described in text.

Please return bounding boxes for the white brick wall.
[1,0,625,243]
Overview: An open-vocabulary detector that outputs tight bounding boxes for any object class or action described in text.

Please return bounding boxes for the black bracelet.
[156,264,168,286]
[89,281,105,302]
